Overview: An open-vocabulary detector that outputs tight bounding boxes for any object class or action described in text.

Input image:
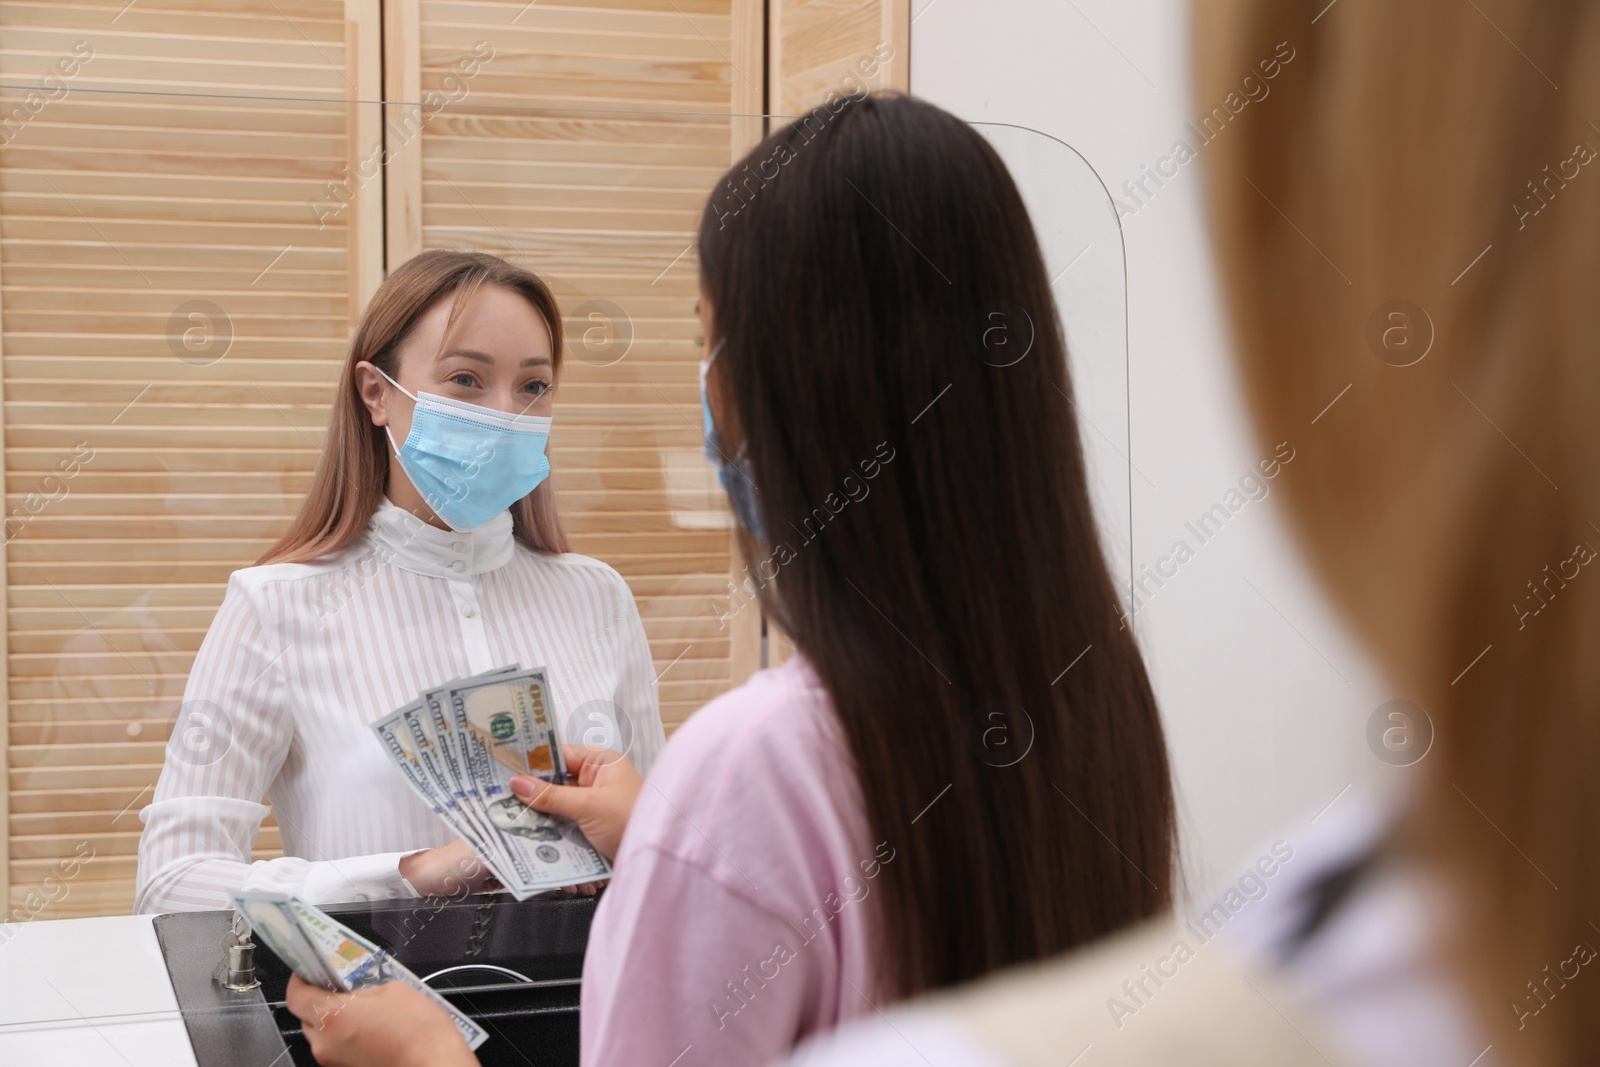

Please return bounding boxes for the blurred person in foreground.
[779,1,1600,1065]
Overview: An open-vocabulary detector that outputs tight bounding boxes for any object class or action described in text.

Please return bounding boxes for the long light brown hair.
[1198,2,1600,1061]
[259,250,569,565]
[699,94,1176,1000]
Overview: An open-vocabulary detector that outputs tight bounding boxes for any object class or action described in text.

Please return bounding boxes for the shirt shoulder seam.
[515,544,625,579]
[230,550,370,588]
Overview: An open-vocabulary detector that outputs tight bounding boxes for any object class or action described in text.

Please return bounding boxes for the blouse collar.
[367,497,516,579]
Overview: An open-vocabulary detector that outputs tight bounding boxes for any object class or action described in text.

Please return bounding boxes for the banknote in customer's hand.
[228,889,488,1051]
[446,668,610,895]
[230,889,339,988]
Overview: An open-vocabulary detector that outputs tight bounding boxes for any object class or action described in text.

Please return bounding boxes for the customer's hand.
[397,839,489,898]
[285,974,478,1067]
[511,745,642,862]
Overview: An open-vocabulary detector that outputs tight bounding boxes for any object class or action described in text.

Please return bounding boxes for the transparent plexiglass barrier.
[0,81,1126,955]
[974,122,1132,589]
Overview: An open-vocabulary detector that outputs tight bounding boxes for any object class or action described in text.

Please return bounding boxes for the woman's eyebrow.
[440,347,495,365]
[439,347,552,369]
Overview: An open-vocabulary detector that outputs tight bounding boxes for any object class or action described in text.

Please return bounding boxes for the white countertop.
[0,914,198,1066]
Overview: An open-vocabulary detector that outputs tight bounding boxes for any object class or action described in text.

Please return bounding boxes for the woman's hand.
[284,974,478,1067]
[397,839,490,898]
[511,744,643,862]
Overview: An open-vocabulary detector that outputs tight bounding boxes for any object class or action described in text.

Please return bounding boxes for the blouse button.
[450,560,466,574]
[452,541,466,552]
[460,603,477,618]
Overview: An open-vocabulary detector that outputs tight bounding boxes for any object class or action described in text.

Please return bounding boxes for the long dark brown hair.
[259,249,568,565]
[699,94,1176,999]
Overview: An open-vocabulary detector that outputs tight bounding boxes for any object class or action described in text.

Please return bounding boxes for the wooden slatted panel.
[0,0,380,919]
[393,0,765,729]
[770,0,909,115]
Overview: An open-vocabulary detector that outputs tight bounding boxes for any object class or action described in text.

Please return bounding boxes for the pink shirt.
[581,655,889,1066]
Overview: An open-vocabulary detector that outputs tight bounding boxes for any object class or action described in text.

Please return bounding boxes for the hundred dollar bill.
[231,890,487,1051]
[446,668,610,896]
[282,896,389,992]
[421,681,506,867]
[394,696,512,880]
[444,672,543,893]
[373,702,451,821]
[418,668,522,827]
[371,705,502,882]
[229,889,339,989]
[284,897,487,1050]
[427,667,527,870]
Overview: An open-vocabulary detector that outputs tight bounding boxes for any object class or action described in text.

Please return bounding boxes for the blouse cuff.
[301,851,422,904]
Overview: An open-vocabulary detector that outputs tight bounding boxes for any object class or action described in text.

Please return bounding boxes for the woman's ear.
[353,361,389,427]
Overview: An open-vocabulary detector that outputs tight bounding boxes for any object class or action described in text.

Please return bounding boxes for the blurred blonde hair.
[1198,1,1600,1061]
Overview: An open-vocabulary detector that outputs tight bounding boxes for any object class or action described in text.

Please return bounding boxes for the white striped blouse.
[134,499,665,913]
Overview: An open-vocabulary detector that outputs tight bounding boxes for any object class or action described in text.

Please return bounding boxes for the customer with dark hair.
[772,2,1600,1065]
[284,92,1177,1067]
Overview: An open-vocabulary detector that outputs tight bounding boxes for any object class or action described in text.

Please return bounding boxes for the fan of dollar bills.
[230,889,488,1050]
[371,665,612,898]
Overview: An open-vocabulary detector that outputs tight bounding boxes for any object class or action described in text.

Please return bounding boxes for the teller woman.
[134,250,665,913]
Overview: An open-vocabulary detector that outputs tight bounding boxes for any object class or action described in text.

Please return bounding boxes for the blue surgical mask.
[699,341,765,540]
[377,367,552,532]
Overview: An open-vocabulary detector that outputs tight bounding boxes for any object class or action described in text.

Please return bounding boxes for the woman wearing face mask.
[766,3,1600,1066]
[283,94,1178,1067]
[134,251,665,913]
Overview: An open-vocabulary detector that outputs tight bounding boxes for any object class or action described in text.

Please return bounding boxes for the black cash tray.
[153,892,595,1067]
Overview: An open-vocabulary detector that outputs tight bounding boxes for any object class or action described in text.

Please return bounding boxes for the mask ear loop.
[373,364,419,402]
[372,365,416,463]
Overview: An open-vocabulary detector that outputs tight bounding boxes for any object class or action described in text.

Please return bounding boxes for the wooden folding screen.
[0,0,906,919]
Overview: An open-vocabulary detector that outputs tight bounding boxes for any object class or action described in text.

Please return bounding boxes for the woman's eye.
[449,372,479,388]
[524,379,552,397]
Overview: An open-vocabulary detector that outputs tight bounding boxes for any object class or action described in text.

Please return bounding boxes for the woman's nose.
[493,389,537,415]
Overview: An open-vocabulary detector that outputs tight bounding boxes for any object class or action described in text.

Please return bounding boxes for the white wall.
[910,0,1390,898]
